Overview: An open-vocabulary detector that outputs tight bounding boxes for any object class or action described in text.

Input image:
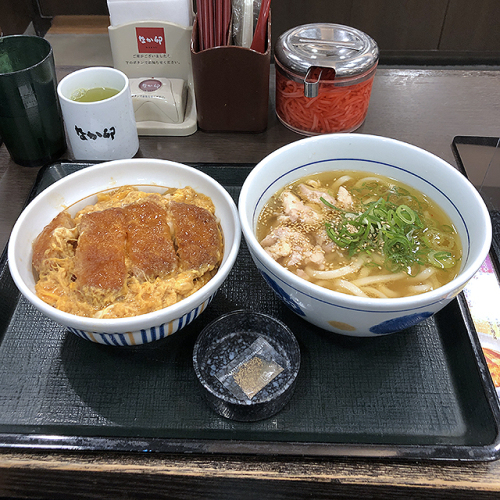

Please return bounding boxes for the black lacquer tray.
[453,136,500,275]
[0,161,499,461]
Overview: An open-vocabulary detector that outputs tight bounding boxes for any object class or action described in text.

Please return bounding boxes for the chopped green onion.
[428,250,456,269]
[396,205,415,224]
[321,195,457,275]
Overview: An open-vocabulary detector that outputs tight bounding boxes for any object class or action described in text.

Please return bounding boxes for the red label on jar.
[136,27,166,54]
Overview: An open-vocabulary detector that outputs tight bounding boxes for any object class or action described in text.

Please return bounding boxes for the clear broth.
[257,171,462,299]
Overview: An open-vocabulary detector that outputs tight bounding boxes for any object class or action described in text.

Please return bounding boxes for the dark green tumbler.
[0,35,66,167]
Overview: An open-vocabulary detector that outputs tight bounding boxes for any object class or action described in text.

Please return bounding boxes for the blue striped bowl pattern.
[67,295,214,346]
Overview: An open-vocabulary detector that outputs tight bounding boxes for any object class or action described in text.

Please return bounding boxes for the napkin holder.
[108,20,197,136]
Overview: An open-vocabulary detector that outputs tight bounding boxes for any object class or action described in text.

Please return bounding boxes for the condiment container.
[192,310,300,422]
[274,23,379,135]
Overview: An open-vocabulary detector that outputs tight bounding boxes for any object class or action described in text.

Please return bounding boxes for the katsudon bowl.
[8,159,241,346]
[239,134,491,337]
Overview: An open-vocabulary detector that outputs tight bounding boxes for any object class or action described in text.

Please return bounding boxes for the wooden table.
[1,67,500,499]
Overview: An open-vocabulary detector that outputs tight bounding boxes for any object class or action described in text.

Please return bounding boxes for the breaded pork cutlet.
[74,208,128,294]
[170,201,222,272]
[124,200,177,281]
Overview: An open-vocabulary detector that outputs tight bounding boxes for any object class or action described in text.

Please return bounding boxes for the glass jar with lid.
[274,23,379,135]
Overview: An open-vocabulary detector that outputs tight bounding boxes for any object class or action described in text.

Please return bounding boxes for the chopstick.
[250,0,271,53]
[215,0,223,47]
[196,0,209,50]
[222,0,231,44]
[207,0,215,49]
[197,0,232,50]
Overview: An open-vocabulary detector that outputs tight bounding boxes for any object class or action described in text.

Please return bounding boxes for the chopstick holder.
[190,13,271,132]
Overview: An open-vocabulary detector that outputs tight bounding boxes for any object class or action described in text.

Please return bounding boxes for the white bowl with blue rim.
[8,159,241,346]
[238,134,492,337]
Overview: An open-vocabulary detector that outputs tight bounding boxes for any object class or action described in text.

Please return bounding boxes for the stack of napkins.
[107,0,193,28]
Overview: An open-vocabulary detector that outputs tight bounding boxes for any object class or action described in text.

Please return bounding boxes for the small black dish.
[192,310,301,422]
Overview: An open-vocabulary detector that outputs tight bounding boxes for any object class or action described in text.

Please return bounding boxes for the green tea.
[71,87,120,102]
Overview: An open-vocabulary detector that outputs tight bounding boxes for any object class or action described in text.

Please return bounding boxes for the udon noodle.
[257,171,462,299]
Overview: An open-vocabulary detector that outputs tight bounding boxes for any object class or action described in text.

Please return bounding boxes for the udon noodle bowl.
[256,171,462,299]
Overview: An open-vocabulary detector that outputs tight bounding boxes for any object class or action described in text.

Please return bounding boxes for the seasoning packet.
[215,336,285,401]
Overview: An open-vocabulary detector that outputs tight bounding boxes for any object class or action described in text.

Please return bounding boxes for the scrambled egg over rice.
[32,186,223,319]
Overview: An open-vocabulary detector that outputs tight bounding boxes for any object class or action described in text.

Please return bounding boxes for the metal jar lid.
[275,23,379,80]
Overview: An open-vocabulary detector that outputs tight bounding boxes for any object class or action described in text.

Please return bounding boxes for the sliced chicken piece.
[260,227,293,259]
[74,208,128,293]
[297,183,336,207]
[261,226,325,269]
[170,201,222,272]
[124,200,177,281]
[279,190,321,224]
[32,211,77,274]
[314,228,337,253]
[337,185,354,209]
